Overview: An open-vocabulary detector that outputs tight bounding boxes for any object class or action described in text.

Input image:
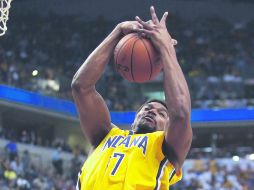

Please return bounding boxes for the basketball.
[114,33,162,83]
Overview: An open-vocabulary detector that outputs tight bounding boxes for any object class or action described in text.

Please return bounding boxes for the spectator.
[10,155,24,176]
[5,140,18,161]
[52,147,63,175]
[221,175,234,189]
[3,163,17,184]
[21,150,31,172]
[70,147,83,182]
[16,175,31,190]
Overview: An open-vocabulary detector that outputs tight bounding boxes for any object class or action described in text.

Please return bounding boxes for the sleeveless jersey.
[77,127,182,190]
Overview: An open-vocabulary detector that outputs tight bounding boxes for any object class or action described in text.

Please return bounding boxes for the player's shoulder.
[108,123,130,136]
[94,124,130,149]
[146,130,165,139]
[99,124,131,142]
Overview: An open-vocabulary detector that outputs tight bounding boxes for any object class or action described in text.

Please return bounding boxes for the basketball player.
[72,6,192,190]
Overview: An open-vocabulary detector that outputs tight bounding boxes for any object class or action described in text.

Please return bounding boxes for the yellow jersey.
[77,126,182,190]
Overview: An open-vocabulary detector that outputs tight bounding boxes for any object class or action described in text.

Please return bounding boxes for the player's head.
[132,99,169,134]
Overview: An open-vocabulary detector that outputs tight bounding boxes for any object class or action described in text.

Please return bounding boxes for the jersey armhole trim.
[168,169,176,182]
[162,137,181,171]
[154,157,168,190]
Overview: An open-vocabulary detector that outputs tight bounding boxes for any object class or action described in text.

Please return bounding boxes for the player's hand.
[135,6,177,54]
[117,21,143,35]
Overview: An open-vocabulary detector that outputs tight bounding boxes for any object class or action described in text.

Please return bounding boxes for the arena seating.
[1,15,254,110]
[1,1,254,189]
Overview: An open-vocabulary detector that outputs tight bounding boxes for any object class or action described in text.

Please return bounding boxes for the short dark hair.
[136,99,168,113]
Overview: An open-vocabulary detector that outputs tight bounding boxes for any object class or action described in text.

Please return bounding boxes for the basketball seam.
[141,38,153,81]
[131,38,141,82]
[115,34,137,80]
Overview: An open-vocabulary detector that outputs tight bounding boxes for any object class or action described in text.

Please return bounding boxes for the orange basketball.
[114,33,162,83]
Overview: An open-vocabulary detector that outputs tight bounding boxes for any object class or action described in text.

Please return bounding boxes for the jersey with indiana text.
[77,126,182,190]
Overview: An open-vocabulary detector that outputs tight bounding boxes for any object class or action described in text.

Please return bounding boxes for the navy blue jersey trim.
[154,157,168,190]
[168,169,176,183]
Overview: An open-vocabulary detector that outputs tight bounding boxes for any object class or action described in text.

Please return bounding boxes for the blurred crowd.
[1,126,254,190]
[1,142,254,190]
[0,145,83,190]
[0,126,80,155]
[1,14,254,110]
[172,158,254,190]
[1,8,254,190]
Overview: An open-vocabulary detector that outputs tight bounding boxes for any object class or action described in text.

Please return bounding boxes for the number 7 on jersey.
[111,153,125,175]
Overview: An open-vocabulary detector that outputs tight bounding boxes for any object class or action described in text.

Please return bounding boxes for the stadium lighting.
[249,154,254,160]
[232,156,240,162]
[32,70,38,76]
[203,147,212,152]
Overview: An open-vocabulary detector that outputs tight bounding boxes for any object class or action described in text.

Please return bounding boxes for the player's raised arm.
[136,6,192,172]
[71,21,142,147]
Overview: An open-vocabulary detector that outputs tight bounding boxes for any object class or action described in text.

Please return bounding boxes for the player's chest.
[101,134,151,156]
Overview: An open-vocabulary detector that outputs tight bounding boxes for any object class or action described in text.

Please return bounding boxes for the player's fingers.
[135,16,153,30]
[150,6,160,24]
[132,22,143,30]
[171,39,178,46]
[146,20,153,25]
[160,11,168,26]
[136,28,154,38]
[139,32,147,38]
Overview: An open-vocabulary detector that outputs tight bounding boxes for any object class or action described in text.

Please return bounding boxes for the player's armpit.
[162,120,192,172]
[162,139,177,165]
[72,85,112,147]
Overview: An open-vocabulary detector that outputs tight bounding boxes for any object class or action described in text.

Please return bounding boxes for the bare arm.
[136,7,192,171]
[71,22,142,147]
[160,41,192,172]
